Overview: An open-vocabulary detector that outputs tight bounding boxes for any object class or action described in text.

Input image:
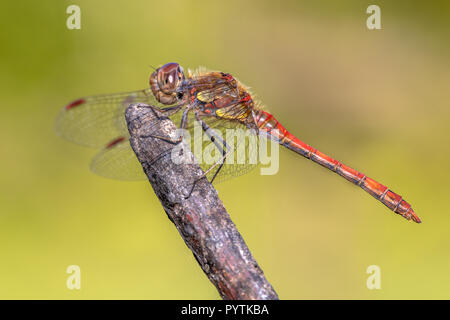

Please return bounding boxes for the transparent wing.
[176,106,260,184]
[202,119,260,184]
[90,137,147,181]
[55,88,161,148]
[88,119,260,182]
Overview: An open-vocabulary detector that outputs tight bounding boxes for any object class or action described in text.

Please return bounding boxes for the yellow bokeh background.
[0,0,449,299]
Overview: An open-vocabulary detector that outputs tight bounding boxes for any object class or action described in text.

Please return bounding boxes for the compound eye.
[157,63,182,93]
[165,73,175,85]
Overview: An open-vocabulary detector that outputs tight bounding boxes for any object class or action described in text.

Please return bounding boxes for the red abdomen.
[253,109,420,223]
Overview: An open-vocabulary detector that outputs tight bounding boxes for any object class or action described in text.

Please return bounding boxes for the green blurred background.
[1,0,449,299]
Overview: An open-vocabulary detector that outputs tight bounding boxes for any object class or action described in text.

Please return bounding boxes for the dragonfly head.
[150,62,185,105]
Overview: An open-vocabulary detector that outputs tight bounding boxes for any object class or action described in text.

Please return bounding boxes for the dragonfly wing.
[207,118,259,184]
[182,110,260,184]
[90,136,147,181]
[88,114,259,183]
[55,88,160,148]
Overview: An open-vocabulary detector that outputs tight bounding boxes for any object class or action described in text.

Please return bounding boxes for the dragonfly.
[55,62,421,223]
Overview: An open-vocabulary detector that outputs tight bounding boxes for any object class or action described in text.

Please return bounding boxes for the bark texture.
[125,103,278,300]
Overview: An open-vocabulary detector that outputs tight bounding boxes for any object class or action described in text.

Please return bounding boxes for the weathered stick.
[125,103,279,300]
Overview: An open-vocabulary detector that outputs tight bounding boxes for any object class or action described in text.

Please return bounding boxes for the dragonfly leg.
[185,114,232,198]
[197,118,231,184]
[140,105,189,145]
[142,133,182,145]
[179,107,190,130]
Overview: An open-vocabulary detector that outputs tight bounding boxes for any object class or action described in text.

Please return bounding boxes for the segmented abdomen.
[253,110,420,223]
